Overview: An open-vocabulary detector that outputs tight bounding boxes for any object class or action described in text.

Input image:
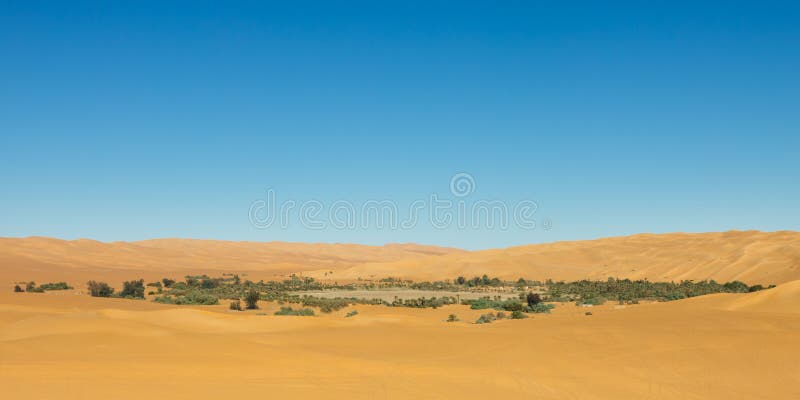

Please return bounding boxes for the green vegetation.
[475,313,497,324]
[37,282,73,291]
[446,314,459,322]
[345,310,359,318]
[464,297,526,312]
[526,292,542,306]
[87,281,114,297]
[576,297,606,306]
[510,310,528,319]
[71,272,771,326]
[25,281,44,293]
[153,290,219,305]
[14,281,73,293]
[244,289,260,310]
[274,306,315,316]
[528,303,555,313]
[119,279,145,299]
[546,278,767,303]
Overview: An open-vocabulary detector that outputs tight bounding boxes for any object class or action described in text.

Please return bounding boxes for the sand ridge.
[2,231,799,286]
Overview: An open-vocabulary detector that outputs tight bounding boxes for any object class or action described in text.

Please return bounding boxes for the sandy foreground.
[1,282,799,400]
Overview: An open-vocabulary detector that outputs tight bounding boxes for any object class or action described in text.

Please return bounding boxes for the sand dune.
[327,230,800,285]
[1,230,798,287]
[1,282,798,399]
[0,237,462,283]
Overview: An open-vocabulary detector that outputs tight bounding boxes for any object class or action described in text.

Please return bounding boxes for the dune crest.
[1,231,798,285]
[328,230,800,284]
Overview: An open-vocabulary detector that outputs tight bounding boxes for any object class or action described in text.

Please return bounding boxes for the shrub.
[528,303,555,313]
[244,289,260,310]
[38,282,73,291]
[153,295,174,304]
[526,292,542,306]
[274,306,315,316]
[723,281,749,293]
[345,310,359,318]
[119,279,145,299]
[162,278,176,288]
[496,311,507,319]
[174,290,219,305]
[146,281,162,288]
[201,278,221,289]
[662,292,686,301]
[14,285,23,293]
[87,281,114,297]
[748,284,765,292]
[577,297,606,306]
[511,310,528,319]
[25,281,44,292]
[446,314,459,322]
[475,313,497,324]
[301,297,353,313]
[229,300,243,311]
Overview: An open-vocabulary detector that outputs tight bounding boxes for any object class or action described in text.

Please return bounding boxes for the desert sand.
[2,230,799,285]
[1,231,799,399]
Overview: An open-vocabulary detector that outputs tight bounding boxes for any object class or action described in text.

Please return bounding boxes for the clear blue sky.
[1,1,798,249]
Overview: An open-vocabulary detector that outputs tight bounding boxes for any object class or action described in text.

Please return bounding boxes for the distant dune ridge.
[0,230,798,285]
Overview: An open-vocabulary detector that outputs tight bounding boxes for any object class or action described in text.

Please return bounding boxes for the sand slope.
[1,282,798,399]
[1,230,798,286]
[328,230,800,284]
[0,237,462,283]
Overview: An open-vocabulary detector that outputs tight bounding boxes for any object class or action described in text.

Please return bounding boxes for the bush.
[161,278,175,288]
[174,290,219,305]
[229,300,243,311]
[244,289,260,310]
[38,282,73,291]
[153,295,174,304]
[748,284,765,292]
[526,292,542,306]
[475,313,497,324]
[577,297,606,306]
[510,310,528,319]
[301,297,353,313]
[14,285,23,293]
[120,279,145,299]
[146,281,162,288]
[662,292,686,301]
[496,311,507,319]
[723,281,749,293]
[87,281,114,297]
[274,306,315,316]
[527,303,555,313]
[446,314,459,322]
[345,310,359,318]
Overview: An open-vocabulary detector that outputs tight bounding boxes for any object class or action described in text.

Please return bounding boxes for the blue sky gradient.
[1,1,798,249]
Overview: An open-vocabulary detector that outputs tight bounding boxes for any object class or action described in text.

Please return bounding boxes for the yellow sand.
[1,283,798,399]
[2,230,799,285]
